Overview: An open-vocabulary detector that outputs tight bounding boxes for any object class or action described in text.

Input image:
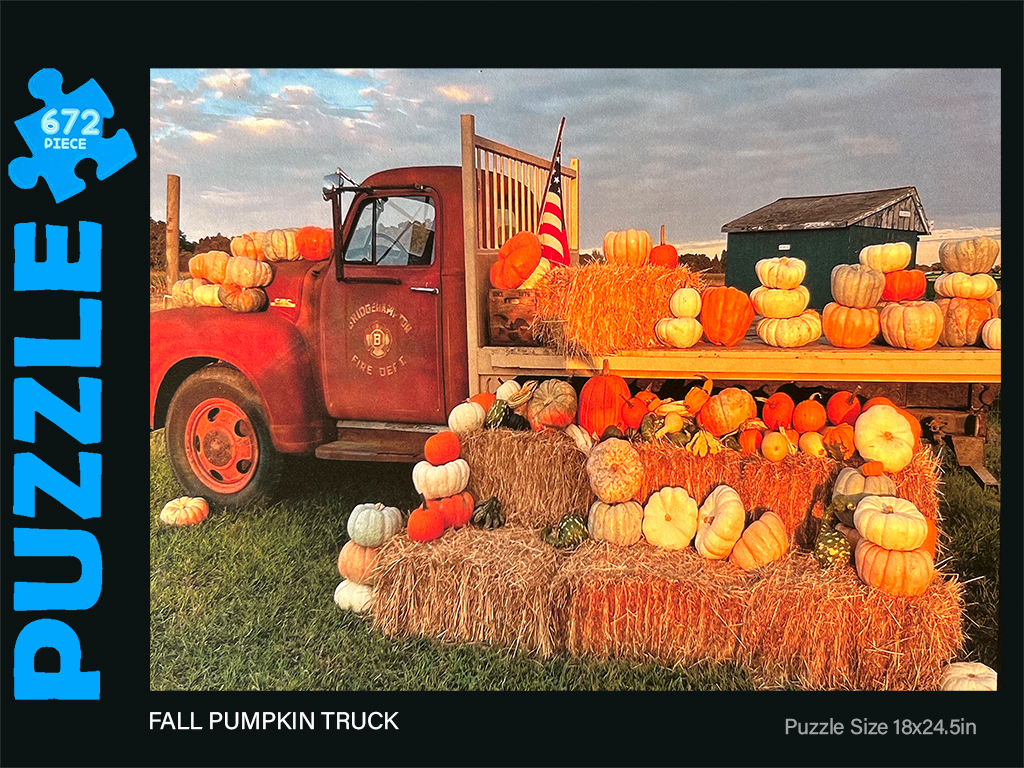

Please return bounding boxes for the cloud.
[435,84,492,104]
[201,69,252,97]
[840,134,900,157]
[233,116,288,133]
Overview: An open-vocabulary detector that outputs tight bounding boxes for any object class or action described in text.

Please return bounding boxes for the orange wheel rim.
[184,397,259,494]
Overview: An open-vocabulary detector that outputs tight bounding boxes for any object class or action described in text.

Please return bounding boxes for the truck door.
[319,192,446,424]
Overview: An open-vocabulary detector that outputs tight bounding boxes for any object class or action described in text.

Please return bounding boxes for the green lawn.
[150,404,1000,690]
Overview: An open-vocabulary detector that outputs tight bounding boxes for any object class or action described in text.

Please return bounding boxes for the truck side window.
[344,195,435,267]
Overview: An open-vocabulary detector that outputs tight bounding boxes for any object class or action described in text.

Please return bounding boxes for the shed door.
[320,193,445,423]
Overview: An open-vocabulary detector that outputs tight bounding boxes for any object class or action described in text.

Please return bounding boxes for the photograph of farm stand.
[149,69,1000,692]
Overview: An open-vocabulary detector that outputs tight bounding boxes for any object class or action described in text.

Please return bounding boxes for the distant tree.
[197,234,232,254]
[580,249,604,264]
[679,252,714,273]
[150,218,196,269]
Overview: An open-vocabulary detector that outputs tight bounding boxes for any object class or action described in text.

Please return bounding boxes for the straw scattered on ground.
[533,264,702,357]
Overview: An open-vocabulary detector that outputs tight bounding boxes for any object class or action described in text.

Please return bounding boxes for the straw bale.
[533,263,702,357]
[632,443,744,507]
[460,428,592,528]
[371,526,561,656]
[739,554,963,690]
[552,541,749,663]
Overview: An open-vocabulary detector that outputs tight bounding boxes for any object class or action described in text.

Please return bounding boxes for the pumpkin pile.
[335,501,403,613]
[823,260,885,349]
[231,225,334,263]
[489,231,553,290]
[410,431,472,542]
[933,236,1000,350]
[750,257,822,348]
[654,287,703,349]
[170,250,273,312]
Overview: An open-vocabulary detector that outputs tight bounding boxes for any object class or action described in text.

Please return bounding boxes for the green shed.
[721,187,931,311]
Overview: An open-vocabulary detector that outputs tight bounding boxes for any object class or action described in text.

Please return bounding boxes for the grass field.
[150,403,1000,691]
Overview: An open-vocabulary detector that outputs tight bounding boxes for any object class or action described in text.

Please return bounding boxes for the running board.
[315,424,443,463]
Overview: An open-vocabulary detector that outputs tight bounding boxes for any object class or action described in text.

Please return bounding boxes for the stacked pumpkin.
[489,231,553,290]
[823,254,886,349]
[230,225,334,263]
[859,242,947,351]
[171,250,274,312]
[335,501,403,613]
[851,495,937,597]
[584,441,790,570]
[408,431,473,543]
[750,257,822,348]
[654,287,703,349]
[933,236,1000,350]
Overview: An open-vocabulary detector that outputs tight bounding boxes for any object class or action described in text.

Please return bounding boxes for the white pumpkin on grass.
[333,580,373,613]
[412,459,470,499]
[347,502,403,548]
[694,485,746,560]
[642,487,698,550]
[159,496,209,526]
[938,661,997,691]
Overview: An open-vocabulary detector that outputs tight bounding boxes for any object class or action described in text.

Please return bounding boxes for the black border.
[2,2,1020,767]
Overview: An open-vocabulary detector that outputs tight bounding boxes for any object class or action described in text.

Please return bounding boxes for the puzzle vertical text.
[12,222,103,699]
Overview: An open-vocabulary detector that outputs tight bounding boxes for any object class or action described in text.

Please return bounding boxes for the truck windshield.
[345,195,435,267]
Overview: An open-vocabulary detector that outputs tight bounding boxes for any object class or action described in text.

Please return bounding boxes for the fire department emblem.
[364,321,392,359]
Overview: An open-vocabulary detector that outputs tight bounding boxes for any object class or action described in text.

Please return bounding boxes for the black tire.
[164,364,282,507]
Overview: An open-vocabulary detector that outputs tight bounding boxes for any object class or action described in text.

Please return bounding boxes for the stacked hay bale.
[750,257,822,348]
[932,236,999,349]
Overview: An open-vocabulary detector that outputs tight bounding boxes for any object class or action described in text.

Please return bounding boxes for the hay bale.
[552,541,749,663]
[533,263,702,357]
[554,546,963,690]
[460,429,592,528]
[632,443,743,507]
[372,526,561,656]
[739,554,963,690]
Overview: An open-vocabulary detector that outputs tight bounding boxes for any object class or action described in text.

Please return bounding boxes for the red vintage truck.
[150,115,1001,505]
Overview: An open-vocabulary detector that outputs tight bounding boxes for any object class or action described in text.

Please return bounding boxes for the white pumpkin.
[755,256,806,289]
[333,580,373,613]
[412,459,470,499]
[981,318,1000,350]
[853,496,928,551]
[859,241,911,273]
[694,485,746,560]
[749,285,810,318]
[159,496,209,526]
[347,502,403,548]
[654,317,703,349]
[669,287,702,318]
[495,380,521,401]
[448,401,486,435]
[933,272,998,300]
[192,284,223,307]
[853,405,915,473]
[642,487,698,550]
[938,661,997,691]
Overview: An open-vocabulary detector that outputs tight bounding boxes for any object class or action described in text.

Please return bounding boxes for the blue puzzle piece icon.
[8,68,136,203]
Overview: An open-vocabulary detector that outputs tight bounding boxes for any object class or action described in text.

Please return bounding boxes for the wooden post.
[165,174,180,293]
[460,115,482,396]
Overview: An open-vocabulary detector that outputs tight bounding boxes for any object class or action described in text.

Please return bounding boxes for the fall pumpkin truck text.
[149,711,399,731]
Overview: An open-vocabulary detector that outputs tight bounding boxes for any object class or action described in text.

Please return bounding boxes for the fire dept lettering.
[349,305,412,377]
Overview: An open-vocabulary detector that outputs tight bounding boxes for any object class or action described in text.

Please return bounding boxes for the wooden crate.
[488,289,541,346]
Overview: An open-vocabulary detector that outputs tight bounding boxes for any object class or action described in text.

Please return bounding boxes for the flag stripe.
[538,157,570,266]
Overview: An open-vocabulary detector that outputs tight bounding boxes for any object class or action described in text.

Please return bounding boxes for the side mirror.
[322,173,344,199]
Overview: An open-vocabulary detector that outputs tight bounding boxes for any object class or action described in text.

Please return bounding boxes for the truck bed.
[478,334,1001,385]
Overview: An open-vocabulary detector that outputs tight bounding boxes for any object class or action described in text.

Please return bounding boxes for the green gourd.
[471,496,505,529]
[541,513,589,549]
[814,498,852,568]
[484,400,512,429]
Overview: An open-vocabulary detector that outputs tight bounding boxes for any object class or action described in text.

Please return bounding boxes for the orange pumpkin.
[760,392,795,430]
[860,460,886,477]
[424,431,461,466]
[822,303,880,349]
[855,538,934,597]
[822,423,856,460]
[935,297,995,348]
[468,392,497,411]
[621,396,648,430]
[826,390,862,426]
[648,225,679,267]
[792,394,827,434]
[230,231,266,261]
[700,286,755,346]
[577,359,631,438]
[603,229,652,266]
[188,250,230,283]
[490,231,542,289]
[337,540,381,584]
[407,501,445,542]
[738,428,764,456]
[697,387,757,437]
[295,226,334,261]
[729,511,789,571]
[879,300,944,350]
[683,376,714,414]
[760,431,792,462]
[881,269,926,302]
[437,491,475,529]
[921,517,940,560]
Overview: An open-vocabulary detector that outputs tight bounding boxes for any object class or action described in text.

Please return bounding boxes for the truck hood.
[264,260,324,323]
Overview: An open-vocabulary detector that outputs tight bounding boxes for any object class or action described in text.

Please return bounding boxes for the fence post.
[165,174,180,293]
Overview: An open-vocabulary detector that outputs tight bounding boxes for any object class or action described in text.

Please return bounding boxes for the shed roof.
[721,186,930,234]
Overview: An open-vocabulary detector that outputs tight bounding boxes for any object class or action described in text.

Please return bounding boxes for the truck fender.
[150,309,328,453]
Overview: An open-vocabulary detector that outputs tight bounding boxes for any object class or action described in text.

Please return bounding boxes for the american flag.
[537,154,571,266]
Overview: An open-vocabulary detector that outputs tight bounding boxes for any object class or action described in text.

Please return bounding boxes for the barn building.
[721,187,931,310]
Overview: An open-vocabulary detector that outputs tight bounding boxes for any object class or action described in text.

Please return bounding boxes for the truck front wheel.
[164,365,282,507]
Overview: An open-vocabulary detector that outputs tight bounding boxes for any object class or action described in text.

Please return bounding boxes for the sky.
[150,68,1001,256]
